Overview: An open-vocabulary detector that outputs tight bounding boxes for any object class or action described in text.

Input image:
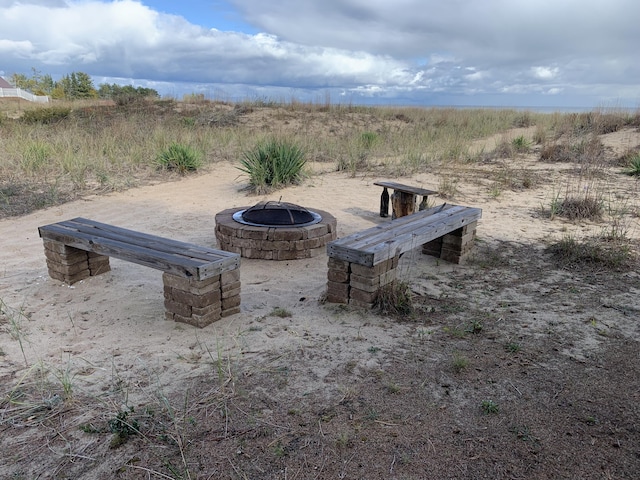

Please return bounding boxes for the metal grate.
[233,201,322,227]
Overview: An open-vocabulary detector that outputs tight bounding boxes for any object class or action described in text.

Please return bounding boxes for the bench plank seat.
[327,204,481,267]
[39,217,239,280]
[373,180,438,218]
[373,181,437,197]
[325,203,481,308]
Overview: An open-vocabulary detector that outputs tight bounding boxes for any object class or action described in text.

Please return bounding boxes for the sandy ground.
[0,163,444,397]
[1,134,639,399]
[1,127,640,478]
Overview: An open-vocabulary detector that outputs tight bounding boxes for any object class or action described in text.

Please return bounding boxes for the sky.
[1,0,639,108]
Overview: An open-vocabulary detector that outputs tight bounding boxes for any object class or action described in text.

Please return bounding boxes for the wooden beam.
[39,217,239,280]
[373,181,437,197]
[327,205,481,267]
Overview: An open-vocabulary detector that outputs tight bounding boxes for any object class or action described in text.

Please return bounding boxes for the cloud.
[0,0,638,106]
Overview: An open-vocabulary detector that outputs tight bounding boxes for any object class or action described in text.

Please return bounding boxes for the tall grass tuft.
[238,138,306,193]
[624,153,640,176]
[156,143,203,173]
[546,235,634,271]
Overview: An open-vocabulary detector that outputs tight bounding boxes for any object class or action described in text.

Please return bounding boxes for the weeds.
[505,342,522,353]
[437,176,459,199]
[359,131,379,149]
[552,192,604,221]
[466,319,484,334]
[269,307,292,318]
[510,425,539,445]
[512,135,530,152]
[481,400,499,414]
[375,281,413,317]
[546,235,635,271]
[1,298,30,366]
[21,106,71,124]
[452,352,469,373]
[108,407,140,448]
[52,358,76,401]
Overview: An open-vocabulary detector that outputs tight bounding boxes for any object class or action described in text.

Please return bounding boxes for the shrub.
[155,143,203,173]
[21,106,71,124]
[238,138,306,193]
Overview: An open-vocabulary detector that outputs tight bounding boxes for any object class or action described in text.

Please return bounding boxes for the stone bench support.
[326,204,481,308]
[39,217,241,328]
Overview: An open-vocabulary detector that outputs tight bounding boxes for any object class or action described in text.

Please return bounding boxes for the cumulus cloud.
[0,0,638,106]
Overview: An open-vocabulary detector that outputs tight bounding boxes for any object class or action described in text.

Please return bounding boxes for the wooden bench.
[373,180,438,218]
[38,217,241,328]
[326,204,481,308]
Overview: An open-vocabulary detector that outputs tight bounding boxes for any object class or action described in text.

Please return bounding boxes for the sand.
[1,129,639,406]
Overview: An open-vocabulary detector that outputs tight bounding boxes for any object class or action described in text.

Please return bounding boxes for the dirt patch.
[1,122,640,478]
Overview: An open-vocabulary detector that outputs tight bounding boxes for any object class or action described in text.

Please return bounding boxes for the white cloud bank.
[1,0,639,107]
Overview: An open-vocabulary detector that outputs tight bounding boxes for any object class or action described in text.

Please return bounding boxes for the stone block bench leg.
[163,268,241,328]
[326,257,399,308]
[422,221,478,264]
[43,240,110,284]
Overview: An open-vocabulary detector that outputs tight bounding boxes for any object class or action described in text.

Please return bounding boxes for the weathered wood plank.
[334,204,457,249]
[39,218,239,280]
[332,204,462,250]
[327,204,481,267]
[55,218,234,262]
[347,207,473,251]
[373,181,437,197]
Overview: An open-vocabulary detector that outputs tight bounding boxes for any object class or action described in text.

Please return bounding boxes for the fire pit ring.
[215,203,337,260]
[232,201,323,228]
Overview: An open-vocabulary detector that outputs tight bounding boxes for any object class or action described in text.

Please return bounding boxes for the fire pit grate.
[232,201,322,228]
[215,202,337,260]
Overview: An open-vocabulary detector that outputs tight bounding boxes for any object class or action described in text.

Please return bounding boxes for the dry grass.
[1,100,640,479]
[1,99,563,217]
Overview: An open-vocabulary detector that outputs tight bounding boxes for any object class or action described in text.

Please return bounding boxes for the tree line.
[8,68,159,100]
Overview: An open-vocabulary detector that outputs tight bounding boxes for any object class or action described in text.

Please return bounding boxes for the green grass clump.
[359,131,379,149]
[21,141,52,173]
[512,135,530,152]
[269,307,292,318]
[238,138,306,193]
[550,193,603,221]
[156,143,202,173]
[481,400,499,414]
[624,153,640,176]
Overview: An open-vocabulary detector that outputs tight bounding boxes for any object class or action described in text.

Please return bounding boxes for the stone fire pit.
[215,201,337,260]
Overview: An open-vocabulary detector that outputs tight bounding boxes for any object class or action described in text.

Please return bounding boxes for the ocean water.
[419,105,639,114]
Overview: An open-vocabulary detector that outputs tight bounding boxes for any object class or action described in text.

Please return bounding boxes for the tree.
[97,82,159,100]
[57,72,98,99]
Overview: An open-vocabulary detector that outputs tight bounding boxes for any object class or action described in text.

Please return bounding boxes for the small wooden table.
[374,181,438,218]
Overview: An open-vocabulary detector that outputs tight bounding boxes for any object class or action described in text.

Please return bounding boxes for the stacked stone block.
[326,256,399,308]
[163,268,241,328]
[422,221,478,264]
[43,240,110,284]
[215,208,337,260]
